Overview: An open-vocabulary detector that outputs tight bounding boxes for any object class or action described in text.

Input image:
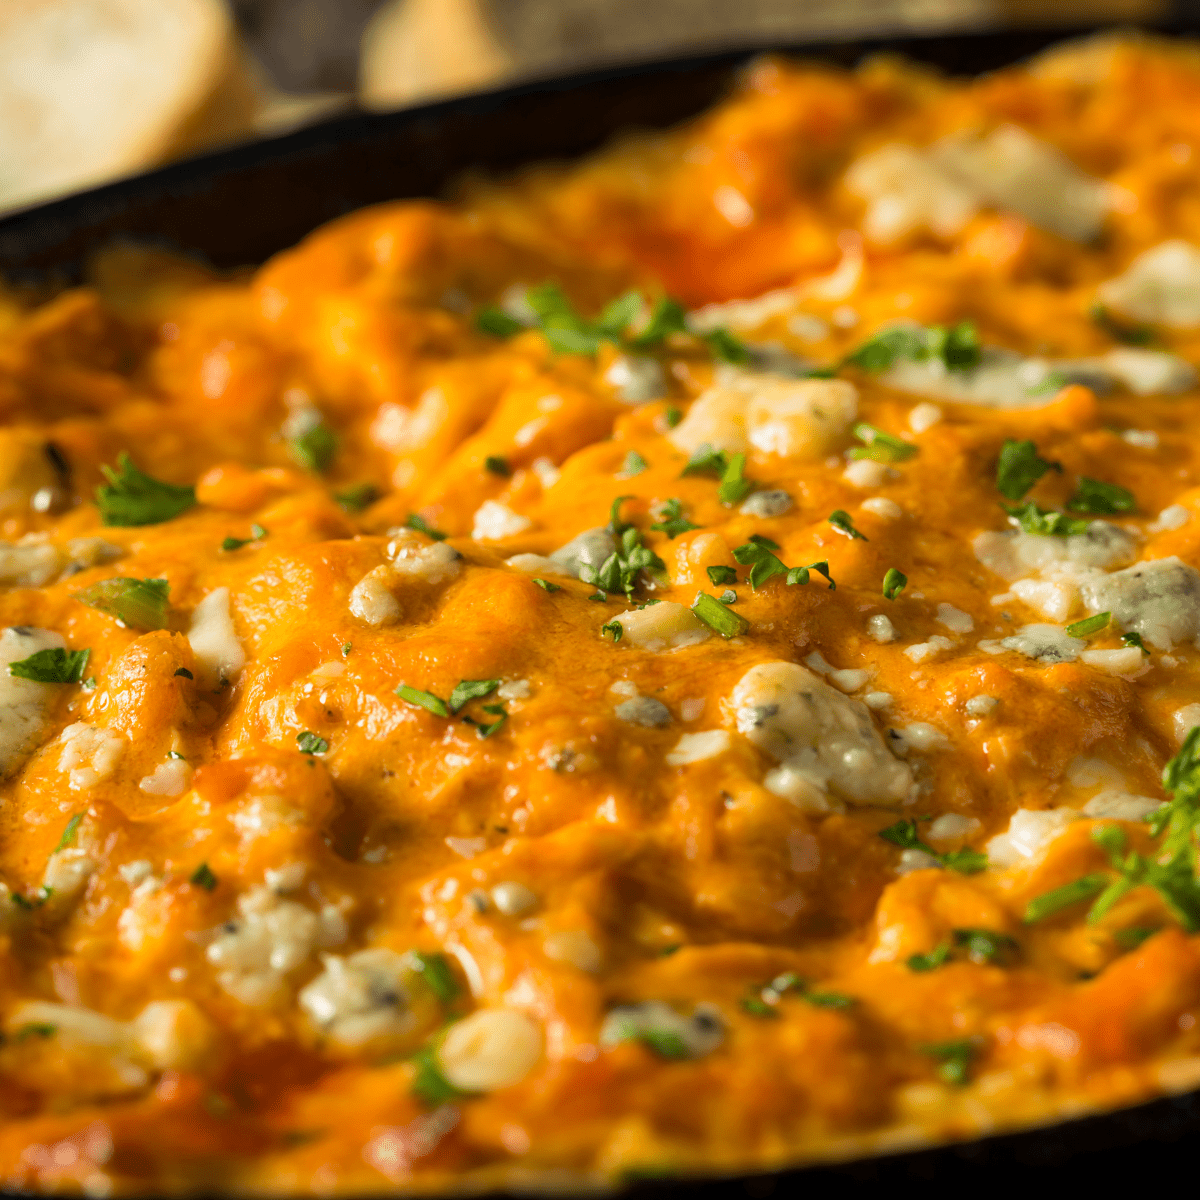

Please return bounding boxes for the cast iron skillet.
[3,15,1200,1196]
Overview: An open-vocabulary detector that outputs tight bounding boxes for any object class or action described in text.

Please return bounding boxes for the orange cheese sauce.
[4,31,1200,1193]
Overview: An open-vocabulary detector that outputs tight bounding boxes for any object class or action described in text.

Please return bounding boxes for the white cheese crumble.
[0,540,61,586]
[491,881,537,916]
[1096,239,1200,327]
[908,402,943,432]
[614,602,710,652]
[605,354,667,403]
[903,635,952,663]
[187,587,245,685]
[862,497,902,520]
[1175,703,1200,743]
[0,626,66,777]
[139,758,190,797]
[889,723,950,754]
[935,603,974,633]
[1080,647,1148,676]
[965,695,999,716]
[58,722,126,790]
[739,490,793,518]
[437,1008,542,1092]
[1122,429,1159,449]
[1078,556,1200,650]
[299,949,423,1047]
[843,459,889,488]
[387,537,462,584]
[986,807,1079,868]
[829,668,870,693]
[665,730,731,765]
[543,929,603,973]
[978,624,1083,663]
[1082,791,1162,821]
[867,614,896,643]
[549,527,616,580]
[927,814,982,841]
[1149,505,1190,534]
[864,691,893,710]
[471,500,531,541]
[349,566,402,627]
[731,661,912,808]
[614,696,671,727]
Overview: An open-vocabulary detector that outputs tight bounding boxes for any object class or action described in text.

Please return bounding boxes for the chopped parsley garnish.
[1122,631,1150,655]
[334,483,380,512]
[995,439,1061,502]
[1068,476,1137,515]
[461,703,507,738]
[396,684,450,718]
[409,951,461,1003]
[533,578,561,592]
[1065,611,1111,638]
[476,307,526,337]
[9,647,90,684]
[190,863,218,891]
[221,525,268,552]
[580,518,667,601]
[620,450,648,477]
[650,498,700,539]
[907,943,951,972]
[96,454,196,527]
[601,620,623,642]
[954,929,1018,965]
[1089,301,1154,346]
[289,422,337,473]
[447,679,500,713]
[850,423,917,463]
[702,327,750,364]
[297,731,328,755]
[741,972,854,1016]
[1003,501,1091,537]
[405,513,448,540]
[341,644,352,657]
[882,568,907,600]
[75,576,169,630]
[15,1023,57,1042]
[629,296,688,347]
[484,455,512,477]
[664,407,683,428]
[692,592,749,638]
[920,1038,979,1086]
[1023,874,1109,924]
[680,443,729,479]
[53,813,83,855]
[719,589,737,604]
[828,510,868,541]
[1113,926,1158,949]
[707,565,738,586]
[410,1045,464,1105]
[733,536,834,591]
[844,320,980,374]
[717,452,755,505]
[878,818,987,875]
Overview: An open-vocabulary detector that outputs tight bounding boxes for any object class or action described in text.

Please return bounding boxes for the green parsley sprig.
[75,577,169,630]
[96,454,196,527]
[732,535,834,591]
[878,817,987,875]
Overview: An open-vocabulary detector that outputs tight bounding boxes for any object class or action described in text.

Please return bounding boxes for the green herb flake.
[1089,301,1154,346]
[410,1045,465,1105]
[620,450,648,477]
[631,296,688,348]
[289,423,337,473]
[341,644,352,657]
[297,731,328,756]
[717,452,755,505]
[15,1023,57,1042]
[396,684,450,718]
[175,667,194,679]
[74,576,169,630]
[533,578,561,592]
[803,990,856,1010]
[719,589,737,604]
[828,510,868,541]
[1121,631,1150,655]
[476,307,527,338]
[844,320,980,374]
[850,423,917,463]
[601,620,624,642]
[650,498,700,539]
[96,453,196,527]
[1023,874,1109,924]
[52,813,83,855]
[1066,611,1111,638]
[954,929,1018,965]
[680,443,728,479]
[447,678,500,714]
[703,328,749,365]
[741,996,780,1018]
[334,483,380,512]
[190,863,218,892]
[882,568,907,601]
[878,818,986,876]
[641,1029,691,1059]
[484,455,512,477]
[463,702,507,739]
[1003,501,1092,537]
[664,407,683,429]
[1113,926,1159,949]
[995,439,1062,502]
[692,592,750,639]
[9,647,91,685]
[405,513,448,541]
[907,943,951,972]
[409,951,461,1004]
[707,565,738,586]
[920,1039,979,1086]
[1068,477,1137,515]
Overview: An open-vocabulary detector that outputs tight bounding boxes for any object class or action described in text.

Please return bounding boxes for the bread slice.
[0,0,258,213]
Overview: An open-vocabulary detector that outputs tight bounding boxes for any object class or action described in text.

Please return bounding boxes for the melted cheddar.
[5,31,1200,1194]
